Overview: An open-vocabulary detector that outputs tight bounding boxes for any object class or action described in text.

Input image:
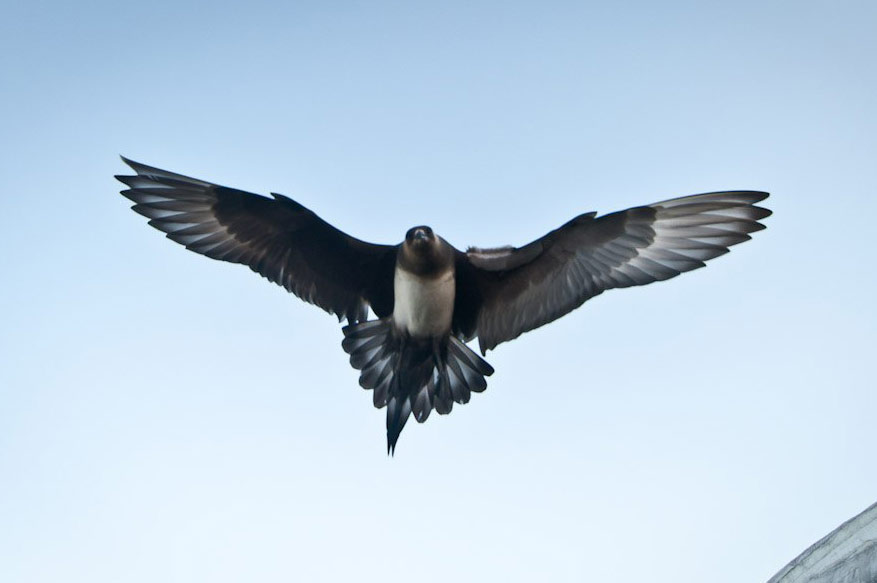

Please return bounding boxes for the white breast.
[393,268,456,338]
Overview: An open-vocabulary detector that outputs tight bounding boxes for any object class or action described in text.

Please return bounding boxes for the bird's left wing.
[454,191,771,353]
[117,158,397,322]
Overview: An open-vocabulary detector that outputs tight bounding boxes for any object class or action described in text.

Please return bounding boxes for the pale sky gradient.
[2,1,876,582]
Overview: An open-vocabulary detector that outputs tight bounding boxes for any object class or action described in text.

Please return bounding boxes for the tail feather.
[372,359,396,407]
[444,355,472,404]
[432,364,453,415]
[386,394,411,455]
[449,337,495,378]
[347,335,387,369]
[340,319,387,351]
[342,319,495,454]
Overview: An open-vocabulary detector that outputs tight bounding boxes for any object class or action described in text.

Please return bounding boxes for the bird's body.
[393,268,455,337]
[343,226,493,451]
[392,229,456,338]
[117,158,771,453]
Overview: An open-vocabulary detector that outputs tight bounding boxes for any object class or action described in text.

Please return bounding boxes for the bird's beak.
[414,229,428,241]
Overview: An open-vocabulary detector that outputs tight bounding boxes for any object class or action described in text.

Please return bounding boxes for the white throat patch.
[392,268,455,338]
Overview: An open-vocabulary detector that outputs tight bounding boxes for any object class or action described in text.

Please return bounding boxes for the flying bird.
[116,158,771,453]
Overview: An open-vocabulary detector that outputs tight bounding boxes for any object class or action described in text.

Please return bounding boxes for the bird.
[116,157,771,453]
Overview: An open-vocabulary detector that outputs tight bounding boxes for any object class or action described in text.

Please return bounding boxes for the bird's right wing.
[117,158,398,323]
[455,191,771,353]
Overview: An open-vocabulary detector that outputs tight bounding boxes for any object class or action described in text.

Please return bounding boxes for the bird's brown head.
[400,225,452,275]
[405,225,435,251]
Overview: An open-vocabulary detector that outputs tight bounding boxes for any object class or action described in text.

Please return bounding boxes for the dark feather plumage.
[455,191,771,353]
[341,319,493,454]
[117,157,770,452]
[117,157,397,324]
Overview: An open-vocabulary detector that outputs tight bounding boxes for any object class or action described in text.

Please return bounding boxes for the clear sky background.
[1,1,875,582]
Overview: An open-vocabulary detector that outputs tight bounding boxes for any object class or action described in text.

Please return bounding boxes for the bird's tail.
[341,319,494,454]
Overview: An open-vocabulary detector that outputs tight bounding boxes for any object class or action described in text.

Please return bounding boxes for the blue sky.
[1,1,876,581]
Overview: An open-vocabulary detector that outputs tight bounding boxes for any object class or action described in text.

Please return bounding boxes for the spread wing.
[116,157,397,323]
[455,191,771,353]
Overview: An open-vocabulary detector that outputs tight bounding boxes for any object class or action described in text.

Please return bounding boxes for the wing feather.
[117,157,397,322]
[457,191,770,353]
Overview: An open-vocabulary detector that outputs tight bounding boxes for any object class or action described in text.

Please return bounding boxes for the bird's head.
[400,225,453,275]
[404,225,435,252]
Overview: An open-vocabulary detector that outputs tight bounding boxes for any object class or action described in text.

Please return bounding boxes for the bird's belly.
[393,269,455,338]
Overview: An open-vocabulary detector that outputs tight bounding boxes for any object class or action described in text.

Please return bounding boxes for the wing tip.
[116,156,140,186]
[119,155,147,174]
